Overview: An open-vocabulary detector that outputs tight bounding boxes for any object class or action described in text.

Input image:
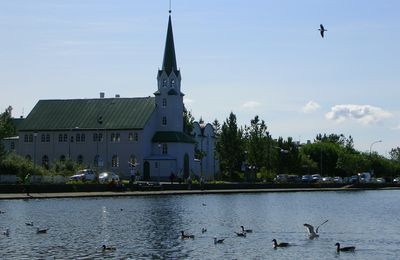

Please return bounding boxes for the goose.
[335,243,355,252]
[272,239,289,248]
[303,220,328,239]
[319,24,327,38]
[3,228,9,236]
[201,228,207,233]
[234,231,246,237]
[180,231,195,239]
[25,222,34,226]
[214,237,225,244]
[102,245,116,251]
[0,210,5,214]
[241,225,253,233]
[36,227,48,234]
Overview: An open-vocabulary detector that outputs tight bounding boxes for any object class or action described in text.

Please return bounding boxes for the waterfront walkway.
[1,186,398,200]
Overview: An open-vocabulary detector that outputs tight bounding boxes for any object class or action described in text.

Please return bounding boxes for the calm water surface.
[1,190,400,259]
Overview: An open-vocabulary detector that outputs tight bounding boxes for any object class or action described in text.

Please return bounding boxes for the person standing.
[169,172,175,184]
[24,173,31,196]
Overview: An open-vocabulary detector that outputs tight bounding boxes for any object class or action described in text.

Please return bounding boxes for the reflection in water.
[1,191,400,259]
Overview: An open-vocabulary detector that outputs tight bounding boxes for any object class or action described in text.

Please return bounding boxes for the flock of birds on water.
[179,219,355,254]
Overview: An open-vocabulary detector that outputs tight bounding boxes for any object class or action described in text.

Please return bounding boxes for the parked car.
[99,172,120,184]
[287,175,300,183]
[69,169,96,181]
[376,178,386,184]
[393,177,400,184]
[311,174,321,183]
[333,176,343,183]
[274,174,288,183]
[350,175,359,184]
[302,175,313,183]
[322,176,333,183]
[358,172,371,183]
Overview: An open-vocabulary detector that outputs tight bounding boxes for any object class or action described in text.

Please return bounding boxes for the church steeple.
[161,15,178,76]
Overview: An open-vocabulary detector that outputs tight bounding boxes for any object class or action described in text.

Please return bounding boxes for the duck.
[303,220,328,239]
[36,227,48,234]
[102,245,116,251]
[335,242,355,252]
[234,231,246,237]
[3,228,10,236]
[180,231,195,239]
[241,225,253,233]
[272,239,289,248]
[319,24,327,38]
[0,210,5,214]
[214,237,225,244]
[201,228,207,233]
[25,222,34,226]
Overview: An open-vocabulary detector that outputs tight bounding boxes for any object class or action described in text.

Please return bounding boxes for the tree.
[389,147,400,162]
[244,115,269,170]
[183,107,195,135]
[0,106,16,140]
[216,112,245,180]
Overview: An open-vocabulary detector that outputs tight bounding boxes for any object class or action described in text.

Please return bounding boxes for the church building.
[6,13,217,181]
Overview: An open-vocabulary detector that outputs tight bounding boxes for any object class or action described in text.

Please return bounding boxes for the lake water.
[1,190,400,259]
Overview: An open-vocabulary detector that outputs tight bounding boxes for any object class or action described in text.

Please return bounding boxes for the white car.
[99,172,120,184]
[69,169,96,181]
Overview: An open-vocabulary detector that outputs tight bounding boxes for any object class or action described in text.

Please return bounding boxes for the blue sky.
[1,0,399,156]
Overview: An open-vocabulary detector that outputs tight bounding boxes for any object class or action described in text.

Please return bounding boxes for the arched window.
[77,155,83,164]
[129,155,137,167]
[112,155,119,168]
[42,155,49,169]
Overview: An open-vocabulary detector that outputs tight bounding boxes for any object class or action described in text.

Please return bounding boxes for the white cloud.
[242,101,261,109]
[325,104,392,125]
[302,101,320,113]
[183,98,194,105]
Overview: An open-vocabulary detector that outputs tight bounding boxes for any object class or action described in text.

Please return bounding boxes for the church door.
[183,153,189,179]
[143,161,150,181]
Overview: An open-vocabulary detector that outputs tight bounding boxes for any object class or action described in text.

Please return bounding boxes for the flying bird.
[335,242,356,252]
[303,220,328,239]
[319,24,327,38]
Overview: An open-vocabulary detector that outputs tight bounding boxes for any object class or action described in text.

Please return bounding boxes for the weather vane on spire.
[169,0,172,14]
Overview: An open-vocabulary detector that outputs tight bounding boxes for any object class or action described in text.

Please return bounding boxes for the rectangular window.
[162,143,168,154]
[63,134,68,142]
[134,132,138,141]
[29,134,33,142]
[162,116,167,125]
[93,133,98,142]
[59,134,63,142]
[128,133,134,141]
[81,134,85,142]
[10,142,15,150]
[98,133,103,142]
[24,134,29,142]
[41,134,46,142]
[76,133,81,142]
[162,98,167,107]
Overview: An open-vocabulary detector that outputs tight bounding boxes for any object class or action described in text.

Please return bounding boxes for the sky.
[1,0,399,156]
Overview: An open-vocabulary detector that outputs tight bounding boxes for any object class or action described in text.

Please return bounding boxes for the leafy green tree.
[183,107,195,135]
[0,106,16,139]
[244,115,269,170]
[216,112,245,180]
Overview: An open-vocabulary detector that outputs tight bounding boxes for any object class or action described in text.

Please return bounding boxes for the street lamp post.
[369,140,382,176]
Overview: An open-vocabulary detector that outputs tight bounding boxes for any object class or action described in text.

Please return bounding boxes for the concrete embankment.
[0,183,399,200]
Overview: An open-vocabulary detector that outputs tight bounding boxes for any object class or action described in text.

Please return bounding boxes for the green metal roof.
[152,131,195,143]
[19,97,155,131]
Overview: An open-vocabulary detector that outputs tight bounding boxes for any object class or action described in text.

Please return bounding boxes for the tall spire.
[161,14,178,75]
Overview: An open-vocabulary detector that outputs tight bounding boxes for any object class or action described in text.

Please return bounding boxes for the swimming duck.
[272,239,289,248]
[240,226,253,233]
[102,245,116,251]
[36,227,48,234]
[214,237,225,244]
[25,222,34,226]
[180,231,195,239]
[335,242,355,252]
[3,228,9,236]
[201,228,207,233]
[235,231,246,237]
